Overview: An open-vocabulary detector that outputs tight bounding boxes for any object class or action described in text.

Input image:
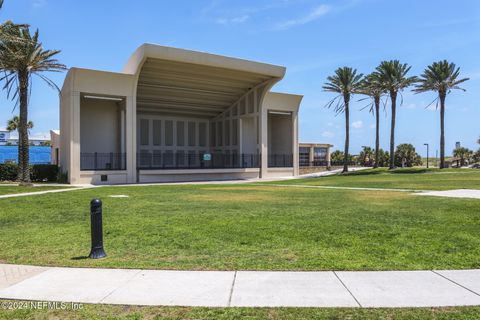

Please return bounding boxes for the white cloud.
[352,120,363,129]
[275,4,331,30]
[405,103,417,109]
[369,123,376,129]
[216,15,250,25]
[321,131,334,138]
[32,0,47,8]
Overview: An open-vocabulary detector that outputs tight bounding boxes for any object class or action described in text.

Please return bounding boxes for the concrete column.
[260,106,268,178]
[309,146,315,166]
[326,146,332,169]
[292,111,299,176]
[69,92,81,184]
[125,96,137,183]
[120,106,125,154]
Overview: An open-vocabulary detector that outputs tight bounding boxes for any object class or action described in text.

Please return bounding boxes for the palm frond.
[0,23,67,106]
[375,60,418,94]
[323,66,364,113]
[413,60,469,108]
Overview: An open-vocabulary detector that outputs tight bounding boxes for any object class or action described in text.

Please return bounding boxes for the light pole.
[424,143,429,169]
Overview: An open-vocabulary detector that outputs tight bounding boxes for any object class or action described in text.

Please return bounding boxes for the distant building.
[455,141,461,149]
[299,143,333,167]
[0,128,50,146]
[0,129,10,145]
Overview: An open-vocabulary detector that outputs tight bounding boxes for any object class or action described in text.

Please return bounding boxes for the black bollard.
[89,199,107,259]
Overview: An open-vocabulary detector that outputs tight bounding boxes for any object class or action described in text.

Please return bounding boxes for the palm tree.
[453,147,473,167]
[323,67,363,173]
[413,60,469,169]
[7,115,33,133]
[0,22,66,185]
[359,146,375,166]
[375,60,417,169]
[358,73,386,168]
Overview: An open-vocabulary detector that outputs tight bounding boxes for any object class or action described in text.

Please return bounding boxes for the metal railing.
[300,160,370,168]
[268,154,294,168]
[80,152,298,171]
[137,152,260,170]
[80,153,126,171]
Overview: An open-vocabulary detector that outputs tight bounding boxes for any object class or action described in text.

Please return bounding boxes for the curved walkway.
[1,264,480,308]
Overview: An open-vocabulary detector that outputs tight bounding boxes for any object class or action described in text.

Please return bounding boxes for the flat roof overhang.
[127,44,286,118]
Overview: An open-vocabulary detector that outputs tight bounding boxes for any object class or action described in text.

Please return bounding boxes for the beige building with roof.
[59,44,302,184]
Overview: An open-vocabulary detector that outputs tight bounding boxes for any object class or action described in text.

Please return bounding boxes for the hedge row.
[0,163,59,182]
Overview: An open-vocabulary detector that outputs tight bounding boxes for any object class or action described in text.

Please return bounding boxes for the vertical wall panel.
[240,99,246,115]
[210,122,216,147]
[217,121,223,147]
[225,120,230,146]
[153,120,161,146]
[232,119,238,146]
[188,121,196,147]
[140,119,149,146]
[248,92,254,113]
[165,120,173,146]
[176,121,185,146]
[199,122,207,147]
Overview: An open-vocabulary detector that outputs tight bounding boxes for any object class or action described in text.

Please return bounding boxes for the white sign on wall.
[0,131,9,143]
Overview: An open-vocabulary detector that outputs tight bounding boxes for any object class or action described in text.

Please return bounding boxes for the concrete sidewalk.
[417,189,480,200]
[0,186,94,199]
[1,264,479,308]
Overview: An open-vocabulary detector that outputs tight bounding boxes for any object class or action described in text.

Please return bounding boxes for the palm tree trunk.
[439,93,446,169]
[18,70,31,185]
[343,94,350,173]
[374,96,380,169]
[389,91,397,169]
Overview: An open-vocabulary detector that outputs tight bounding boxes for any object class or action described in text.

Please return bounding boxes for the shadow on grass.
[339,169,385,176]
[71,256,89,260]
[339,168,438,177]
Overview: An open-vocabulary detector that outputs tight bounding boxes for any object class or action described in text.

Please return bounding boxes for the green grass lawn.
[0,176,479,271]
[1,304,480,320]
[273,168,480,190]
[0,185,73,196]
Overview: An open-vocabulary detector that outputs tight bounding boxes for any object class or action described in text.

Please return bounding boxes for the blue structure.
[0,146,51,164]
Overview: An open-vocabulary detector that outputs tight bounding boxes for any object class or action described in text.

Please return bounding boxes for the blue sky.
[1,0,479,155]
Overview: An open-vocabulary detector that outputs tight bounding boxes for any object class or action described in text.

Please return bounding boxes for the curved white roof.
[123,43,286,78]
